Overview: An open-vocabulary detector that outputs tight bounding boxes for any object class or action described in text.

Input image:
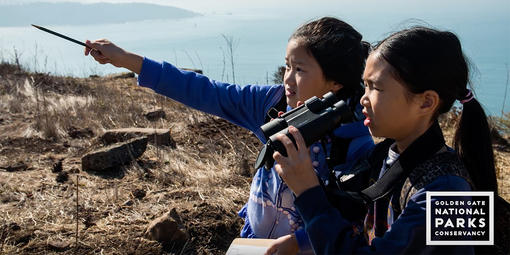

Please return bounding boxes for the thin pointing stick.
[32,24,89,48]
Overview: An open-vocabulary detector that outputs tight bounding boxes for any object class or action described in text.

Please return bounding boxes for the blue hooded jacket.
[137,57,374,251]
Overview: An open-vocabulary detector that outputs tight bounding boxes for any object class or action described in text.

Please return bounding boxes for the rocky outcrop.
[0,161,29,172]
[81,137,147,171]
[145,109,166,121]
[101,128,175,147]
[144,209,188,246]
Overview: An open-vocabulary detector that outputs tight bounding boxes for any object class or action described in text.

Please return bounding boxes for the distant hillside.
[0,2,199,27]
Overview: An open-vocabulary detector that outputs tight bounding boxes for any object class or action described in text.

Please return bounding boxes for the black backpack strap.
[398,148,466,211]
[264,92,287,124]
[344,139,392,203]
[361,145,450,204]
[361,160,405,201]
[360,122,447,203]
[328,139,392,200]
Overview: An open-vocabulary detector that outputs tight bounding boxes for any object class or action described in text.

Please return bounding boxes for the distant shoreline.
[0,2,199,27]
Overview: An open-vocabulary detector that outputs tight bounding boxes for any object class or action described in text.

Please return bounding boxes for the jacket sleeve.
[294,175,475,254]
[295,228,313,252]
[137,57,284,140]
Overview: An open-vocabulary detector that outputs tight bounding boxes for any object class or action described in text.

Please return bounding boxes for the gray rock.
[81,137,147,171]
[47,240,71,251]
[145,109,166,121]
[144,210,188,246]
[0,161,28,172]
[101,128,175,147]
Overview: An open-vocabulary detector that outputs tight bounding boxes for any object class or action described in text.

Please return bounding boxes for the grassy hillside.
[0,62,508,254]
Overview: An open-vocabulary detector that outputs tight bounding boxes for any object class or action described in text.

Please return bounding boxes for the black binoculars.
[254,92,353,170]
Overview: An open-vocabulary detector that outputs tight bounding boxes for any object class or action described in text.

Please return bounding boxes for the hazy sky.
[1,0,508,16]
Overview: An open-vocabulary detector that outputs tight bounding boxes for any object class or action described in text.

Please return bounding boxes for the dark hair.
[374,26,497,193]
[290,17,370,99]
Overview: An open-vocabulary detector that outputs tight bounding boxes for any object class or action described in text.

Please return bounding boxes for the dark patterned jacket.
[295,121,478,254]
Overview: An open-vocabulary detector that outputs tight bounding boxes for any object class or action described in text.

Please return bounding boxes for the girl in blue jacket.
[270,26,499,254]
[85,17,374,253]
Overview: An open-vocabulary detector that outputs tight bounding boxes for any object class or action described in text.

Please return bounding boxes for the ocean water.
[0,0,509,115]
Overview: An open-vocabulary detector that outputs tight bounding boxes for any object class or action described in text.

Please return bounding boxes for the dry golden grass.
[0,64,257,254]
[0,63,508,254]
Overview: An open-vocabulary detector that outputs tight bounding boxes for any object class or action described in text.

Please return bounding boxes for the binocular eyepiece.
[254,92,353,170]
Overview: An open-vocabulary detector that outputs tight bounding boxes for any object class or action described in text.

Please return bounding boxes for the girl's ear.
[330,81,344,93]
[419,90,440,115]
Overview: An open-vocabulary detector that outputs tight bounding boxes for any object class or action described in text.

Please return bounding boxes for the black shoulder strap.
[398,148,461,210]
[264,92,287,124]
[361,160,405,201]
[327,139,391,204]
[325,138,390,204]
[361,145,448,202]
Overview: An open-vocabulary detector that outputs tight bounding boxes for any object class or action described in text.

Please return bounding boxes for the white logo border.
[426,191,494,245]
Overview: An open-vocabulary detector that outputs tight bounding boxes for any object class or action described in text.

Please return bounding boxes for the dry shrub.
[1,72,152,140]
[493,112,510,136]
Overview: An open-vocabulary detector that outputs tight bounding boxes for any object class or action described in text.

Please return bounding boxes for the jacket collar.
[397,120,445,172]
[361,121,446,201]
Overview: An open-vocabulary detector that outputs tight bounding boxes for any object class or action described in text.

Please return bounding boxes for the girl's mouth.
[362,110,372,127]
[285,88,296,96]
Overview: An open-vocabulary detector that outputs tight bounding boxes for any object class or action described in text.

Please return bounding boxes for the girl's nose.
[360,92,370,107]
[284,69,295,86]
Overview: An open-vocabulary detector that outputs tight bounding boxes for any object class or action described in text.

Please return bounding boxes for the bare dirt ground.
[0,63,509,254]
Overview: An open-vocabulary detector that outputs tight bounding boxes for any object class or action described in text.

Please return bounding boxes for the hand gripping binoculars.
[254,92,353,170]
